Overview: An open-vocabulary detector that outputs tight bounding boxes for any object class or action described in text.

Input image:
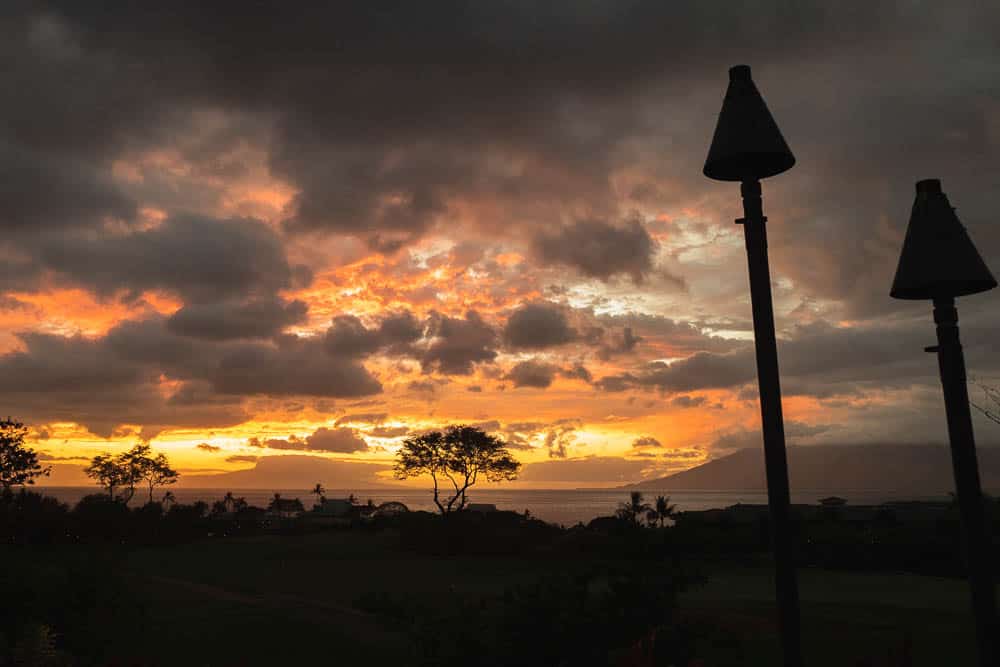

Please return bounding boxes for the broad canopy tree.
[0,418,50,489]
[85,454,129,500]
[85,444,179,503]
[394,425,520,514]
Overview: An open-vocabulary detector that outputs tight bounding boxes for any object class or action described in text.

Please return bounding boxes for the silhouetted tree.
[394,425,520,514]
[616,491,652,526]
[84,454,128,500]
[142,452,179,503]
[162,490,176,510]
[652,495,677,528]
[84,444,177,503]
[311,483,326,506]
[116,444,151,503]
[0,418,50,489]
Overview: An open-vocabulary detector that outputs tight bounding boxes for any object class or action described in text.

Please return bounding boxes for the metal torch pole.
[739,178,804,667]
[930,296,998,667]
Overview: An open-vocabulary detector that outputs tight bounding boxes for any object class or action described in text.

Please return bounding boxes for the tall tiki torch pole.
[891,179,998,666]
[704,65,803,667]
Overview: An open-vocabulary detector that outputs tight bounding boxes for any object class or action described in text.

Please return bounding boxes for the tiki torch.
[890,178,998,667]
[704,64,802,667]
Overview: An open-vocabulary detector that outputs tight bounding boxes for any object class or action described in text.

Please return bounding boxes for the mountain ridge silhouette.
[628,444,1000,494]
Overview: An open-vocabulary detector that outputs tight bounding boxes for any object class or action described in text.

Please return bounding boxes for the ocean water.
[33,486,949,527]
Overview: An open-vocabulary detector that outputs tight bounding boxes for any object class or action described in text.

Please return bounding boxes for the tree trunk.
[431,473,445,514]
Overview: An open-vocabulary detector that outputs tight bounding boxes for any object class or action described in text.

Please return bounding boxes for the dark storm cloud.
[247,426,369,453]
[560,364,593,384]
[503,302,577,349]
[638,351,757,393]
[593,374,636,393]
[166,382,245,409]
[167,297,308,340]
[421,311,497,375]
[0,316,384,436]
[595,349,755,394]
[324,310,422,358]
[596,327,642,360]
[3,2,996,312]
[597,316,1000,399]
[305,427,369,453]
[377,310,425,351]
[8,1,923,254]
[113,318,382,399]
[211,338,381,398]
[38,215,304,302]
[670,395,707,409]
[324,315,383,358]
[0,331,147,393]
[0,331,249,437]
[506,360,558,389]
[533,218,657,282]
[596,314,738,356]
[0,142,136,236]
[764,66,1000,320]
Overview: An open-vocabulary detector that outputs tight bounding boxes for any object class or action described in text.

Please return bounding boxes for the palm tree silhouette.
[162,490,176,509]
[311,483,326,506]
[616,491,652,526]
[652,495,677,527]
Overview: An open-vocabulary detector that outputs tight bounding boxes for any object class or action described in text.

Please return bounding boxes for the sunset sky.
[2,2,998,489]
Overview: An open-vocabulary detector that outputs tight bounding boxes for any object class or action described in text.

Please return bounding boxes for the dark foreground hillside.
[3,490,998,666]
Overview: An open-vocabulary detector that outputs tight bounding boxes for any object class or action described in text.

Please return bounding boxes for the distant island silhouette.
[628,444,1000,494]
[180,455,396,489]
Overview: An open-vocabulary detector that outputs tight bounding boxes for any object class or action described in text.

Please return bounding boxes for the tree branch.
[971,401,1000,425]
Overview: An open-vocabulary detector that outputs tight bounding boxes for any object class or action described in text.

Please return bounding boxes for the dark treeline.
[3,485,997,665]
[8,485,998,580]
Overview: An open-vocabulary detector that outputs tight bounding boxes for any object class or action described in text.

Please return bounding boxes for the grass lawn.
[115,532,992,666]
[124,530,568,665]
[682,566,986,665]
